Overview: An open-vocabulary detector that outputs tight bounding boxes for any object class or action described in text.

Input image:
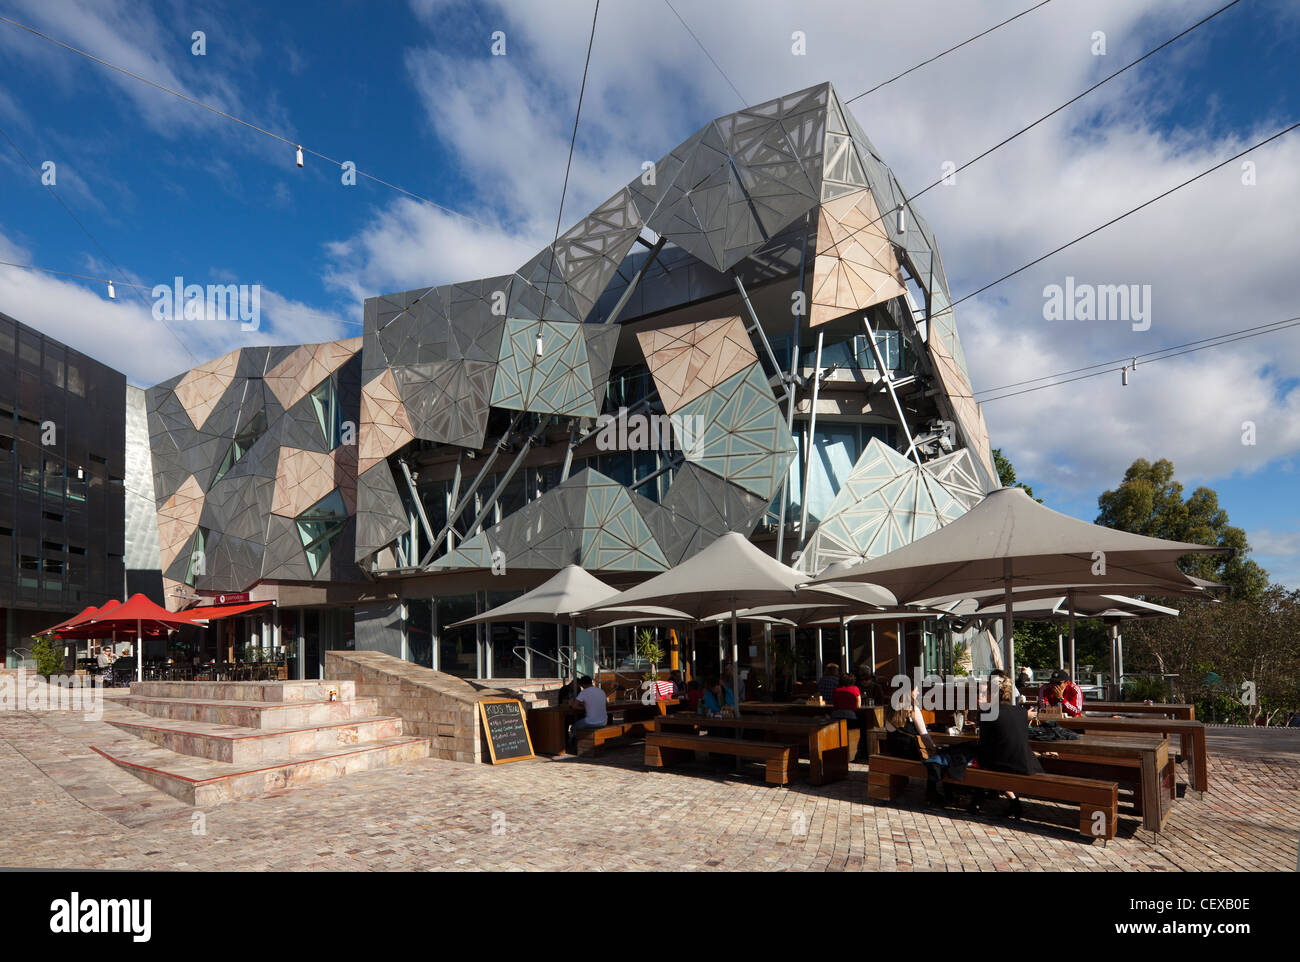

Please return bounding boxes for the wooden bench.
[575,720,651,756]
[867,753,1119,840]
[644,730,800,785]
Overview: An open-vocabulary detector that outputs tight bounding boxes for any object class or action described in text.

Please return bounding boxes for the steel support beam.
[603,236,665,326]
[419,412,524,566]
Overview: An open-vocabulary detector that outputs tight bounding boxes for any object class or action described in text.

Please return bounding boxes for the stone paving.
[1,692,1297,871]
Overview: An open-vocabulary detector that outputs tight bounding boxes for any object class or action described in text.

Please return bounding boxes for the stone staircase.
[92,680,428,805]
[474,678,566,709]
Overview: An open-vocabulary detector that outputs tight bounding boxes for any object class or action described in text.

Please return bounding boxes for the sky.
[0,0,1297,585]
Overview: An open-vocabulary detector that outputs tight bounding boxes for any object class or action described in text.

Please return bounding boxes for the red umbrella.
[38,605,101,636]
[89,594,198,682]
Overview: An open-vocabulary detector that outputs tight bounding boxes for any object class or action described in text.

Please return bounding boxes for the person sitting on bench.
[700,676,735,717]
[970,673,1041,819]
[1038,668,1083,717]
[883,683,949,805]
[568,676,608,751]
[831,673,862,722]
[817,663,840,703]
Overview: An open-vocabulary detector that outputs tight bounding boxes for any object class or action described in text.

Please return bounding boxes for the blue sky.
[0,0,1297,584]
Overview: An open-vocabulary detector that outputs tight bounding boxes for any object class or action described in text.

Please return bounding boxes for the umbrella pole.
[1067,589,1077,682]
[840,615,848,671]
[731,608,740,717]
[1057,630,1064,669]
[870,623,876,676]
[1003,564,1013,686]
[1109,623,1119,699]
[136,618,143,683]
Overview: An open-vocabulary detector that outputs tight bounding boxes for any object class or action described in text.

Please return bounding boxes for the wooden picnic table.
[1082,701,1195,720]
[527,698,682,755]
[866,729,1176,832]
[655,714,851,785]
[741,701,935,727]
[1022,697,1195,721]
[1051,716,1207,793]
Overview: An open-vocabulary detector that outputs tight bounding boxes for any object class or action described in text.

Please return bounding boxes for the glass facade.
[0,311,125,666]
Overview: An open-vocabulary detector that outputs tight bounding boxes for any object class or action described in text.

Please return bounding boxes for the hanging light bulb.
[295,145,304,168]
[1130,356,1137,370]
[107,280,115,299]
[1121,367,1129,386]
[535,332,545,357]
[895,205,906,235]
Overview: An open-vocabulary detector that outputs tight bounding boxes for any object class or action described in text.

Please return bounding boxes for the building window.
[184,528,207,587]
[309,376,346,451]
[296,489,347,575]
[211,410,267,487]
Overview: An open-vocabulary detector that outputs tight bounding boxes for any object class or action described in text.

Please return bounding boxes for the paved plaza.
[1,692,1296,872]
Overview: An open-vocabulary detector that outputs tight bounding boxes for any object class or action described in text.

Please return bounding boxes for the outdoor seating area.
[483,489,1229,843]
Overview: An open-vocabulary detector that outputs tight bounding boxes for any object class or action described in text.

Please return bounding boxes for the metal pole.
[840,615,848,670]
[602,237,665,326]
[1057,630,1064,669]
[731,609,740,718]
[1002,560,1015,679]
[815,627,823,679]
[797,331,825,548]
[1067,588,1077,682]
[870,622,877,676]
[136,618,143,683]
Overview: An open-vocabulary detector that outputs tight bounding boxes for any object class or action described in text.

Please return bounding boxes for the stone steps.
[93,679,430,804]
[107,714,405,764]
[92,736,429,805]
[130,680,355,703]
[123,694,381,729]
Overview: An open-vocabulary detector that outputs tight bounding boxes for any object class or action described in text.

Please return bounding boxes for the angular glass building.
[144,83,996,682]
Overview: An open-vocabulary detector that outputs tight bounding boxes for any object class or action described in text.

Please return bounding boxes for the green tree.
[1095,458,1269,601]
[30,635,65,676]
[991,448,1040,502]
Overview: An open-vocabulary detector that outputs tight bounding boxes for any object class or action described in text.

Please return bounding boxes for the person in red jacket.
[1038,669,1084,716]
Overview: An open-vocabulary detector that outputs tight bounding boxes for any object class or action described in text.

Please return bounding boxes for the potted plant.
[635,628,665,699]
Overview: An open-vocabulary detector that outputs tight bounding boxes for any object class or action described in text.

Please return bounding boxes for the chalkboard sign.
[478,698,535,764]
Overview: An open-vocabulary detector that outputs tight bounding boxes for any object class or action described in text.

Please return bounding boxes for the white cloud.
[328,0,1300,511]
[0,233,354,386]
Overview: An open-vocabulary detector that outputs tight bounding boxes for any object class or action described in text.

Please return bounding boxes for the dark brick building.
[0,311,126,665]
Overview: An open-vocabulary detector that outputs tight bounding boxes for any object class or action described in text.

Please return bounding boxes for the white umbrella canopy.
[448,565,622,627]
[914,573,1221,609]
[806,487,1231,675]
[972,594,1180,619]
[582,533,894,713]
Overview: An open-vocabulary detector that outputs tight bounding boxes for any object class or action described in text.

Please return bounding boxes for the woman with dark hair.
[969,673,1041,819]
[883,683,950,805]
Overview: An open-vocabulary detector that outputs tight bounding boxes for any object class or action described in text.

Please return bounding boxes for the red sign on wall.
[198,591,251,604]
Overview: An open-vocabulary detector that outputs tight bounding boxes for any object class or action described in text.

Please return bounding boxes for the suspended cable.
[951,121,1299,308]
[844,0,1056,104]
[0,260,359,330]
[0,13,533,252]
[976,315,1300,395]
[663,0,746,106]
[977,313,1300,403]
[535,0,600,342]
[835,0,1247,253]
[0,120,197,361]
